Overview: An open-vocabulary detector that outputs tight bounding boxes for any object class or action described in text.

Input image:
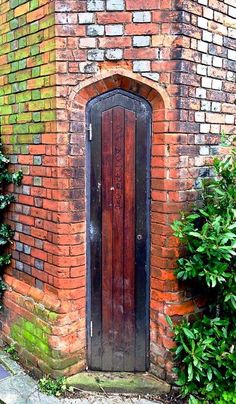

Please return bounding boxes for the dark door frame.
[86,88,152,371]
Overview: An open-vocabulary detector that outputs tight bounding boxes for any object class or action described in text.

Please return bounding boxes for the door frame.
[86,89,152,371]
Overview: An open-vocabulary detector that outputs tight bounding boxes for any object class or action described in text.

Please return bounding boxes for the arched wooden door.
[87,89,151,372]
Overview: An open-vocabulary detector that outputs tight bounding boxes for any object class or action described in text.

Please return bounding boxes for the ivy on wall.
[0,143,22,306]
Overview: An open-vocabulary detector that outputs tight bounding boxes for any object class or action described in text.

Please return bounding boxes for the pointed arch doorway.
[87,89,151,372]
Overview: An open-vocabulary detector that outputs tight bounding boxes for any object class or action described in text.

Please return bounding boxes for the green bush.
[0,143,22,306]
[170,148,236,403]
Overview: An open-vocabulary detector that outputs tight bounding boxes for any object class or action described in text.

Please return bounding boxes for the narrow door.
[87,90,151,372]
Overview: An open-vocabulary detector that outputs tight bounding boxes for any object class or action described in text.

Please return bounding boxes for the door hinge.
[90,320,93,337]
[88,123,92,141]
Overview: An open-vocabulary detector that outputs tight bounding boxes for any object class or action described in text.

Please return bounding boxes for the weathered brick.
[105,48,123,60]
[106,0,125,11]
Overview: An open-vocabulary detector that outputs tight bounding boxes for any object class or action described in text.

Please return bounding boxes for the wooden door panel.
[88,90,151,372]
[101,109,113,369]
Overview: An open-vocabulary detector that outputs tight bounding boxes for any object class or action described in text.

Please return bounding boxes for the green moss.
[11,318,51,361]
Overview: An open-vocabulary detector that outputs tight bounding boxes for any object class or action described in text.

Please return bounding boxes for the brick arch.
[67,70,187,380]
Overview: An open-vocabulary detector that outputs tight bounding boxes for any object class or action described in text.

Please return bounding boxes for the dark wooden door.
[87,89,151,372]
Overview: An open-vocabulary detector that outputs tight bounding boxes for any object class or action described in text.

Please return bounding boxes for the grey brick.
[133,60,151,72]
[23,245,31,255]
[36,279,44,290]
[16,261,24,271]
[133,36,151,47]
[35,259,44,271]
[106,0,125,11]
[10,155,18,164]
[105,48,123,60]
[33,177,42,186]
[23,264,32,275]
[16,242,23,252]
[33,156,42,165]
[133,11,151,23]
[16,223,23,232]
[80,62,99,74]
[78,13,95,24]
[87,24,104,36]
[105,24,123,36]
[22,185,30,195]
[22,206,30,215]
[87,0,105,11]
[88,49,105,61]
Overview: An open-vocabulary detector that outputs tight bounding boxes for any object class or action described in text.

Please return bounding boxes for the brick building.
[0,0,235,380]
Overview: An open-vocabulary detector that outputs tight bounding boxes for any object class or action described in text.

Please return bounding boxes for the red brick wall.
[0,0,235,380]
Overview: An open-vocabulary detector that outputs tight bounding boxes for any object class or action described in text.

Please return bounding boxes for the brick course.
[0,0,235,380]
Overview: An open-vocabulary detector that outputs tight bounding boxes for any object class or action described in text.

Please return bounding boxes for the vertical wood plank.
[123,109,136,371]
[112,107,125,370]
[101,109,113,370]
[90,106,102,370]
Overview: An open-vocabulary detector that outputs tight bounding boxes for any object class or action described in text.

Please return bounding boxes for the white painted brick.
[195,112,205,122]
[87,25,105,36]
[213,34,223,45]
[229,28,236,39]
[225,114,235,124]
[88,49,105,61]
[228,49,236,60]
[196,88,206,98]
[198,0,207,5]
[227,71,235,81]
[105,24,123,36]
[212,102,221,112]
[133,60,151,72]
[78,13,95,24]
[141,72,160,82]
[212,79,222,90]
[133,11,151,23]
[200,145,210,155]
[197,17,208,29]
[203,8,213,20]
[197,40,208,53]
[201,100,211,111]
[87,0,105,11]
[197,64,207,75]
[213,56,222,68]
[229,6,236,18]
[202,30,213,42]
[106,0,125,10]
[200,123,210,133]
[133,36,151,47]
[202,54,212,65]
[202,77,212,88]
[105,48,123,60]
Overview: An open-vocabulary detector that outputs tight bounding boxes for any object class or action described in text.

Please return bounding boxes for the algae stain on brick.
[10,307,58,363]
[11,318,51,360]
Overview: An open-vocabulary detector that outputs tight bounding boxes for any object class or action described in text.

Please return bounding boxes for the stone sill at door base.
[66,371,171,395]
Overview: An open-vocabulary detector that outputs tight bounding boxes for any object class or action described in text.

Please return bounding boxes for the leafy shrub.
[171,148,236,403]
[0,143,22,306]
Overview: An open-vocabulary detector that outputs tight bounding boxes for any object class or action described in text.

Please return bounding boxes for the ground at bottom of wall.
[0,350,185,404]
